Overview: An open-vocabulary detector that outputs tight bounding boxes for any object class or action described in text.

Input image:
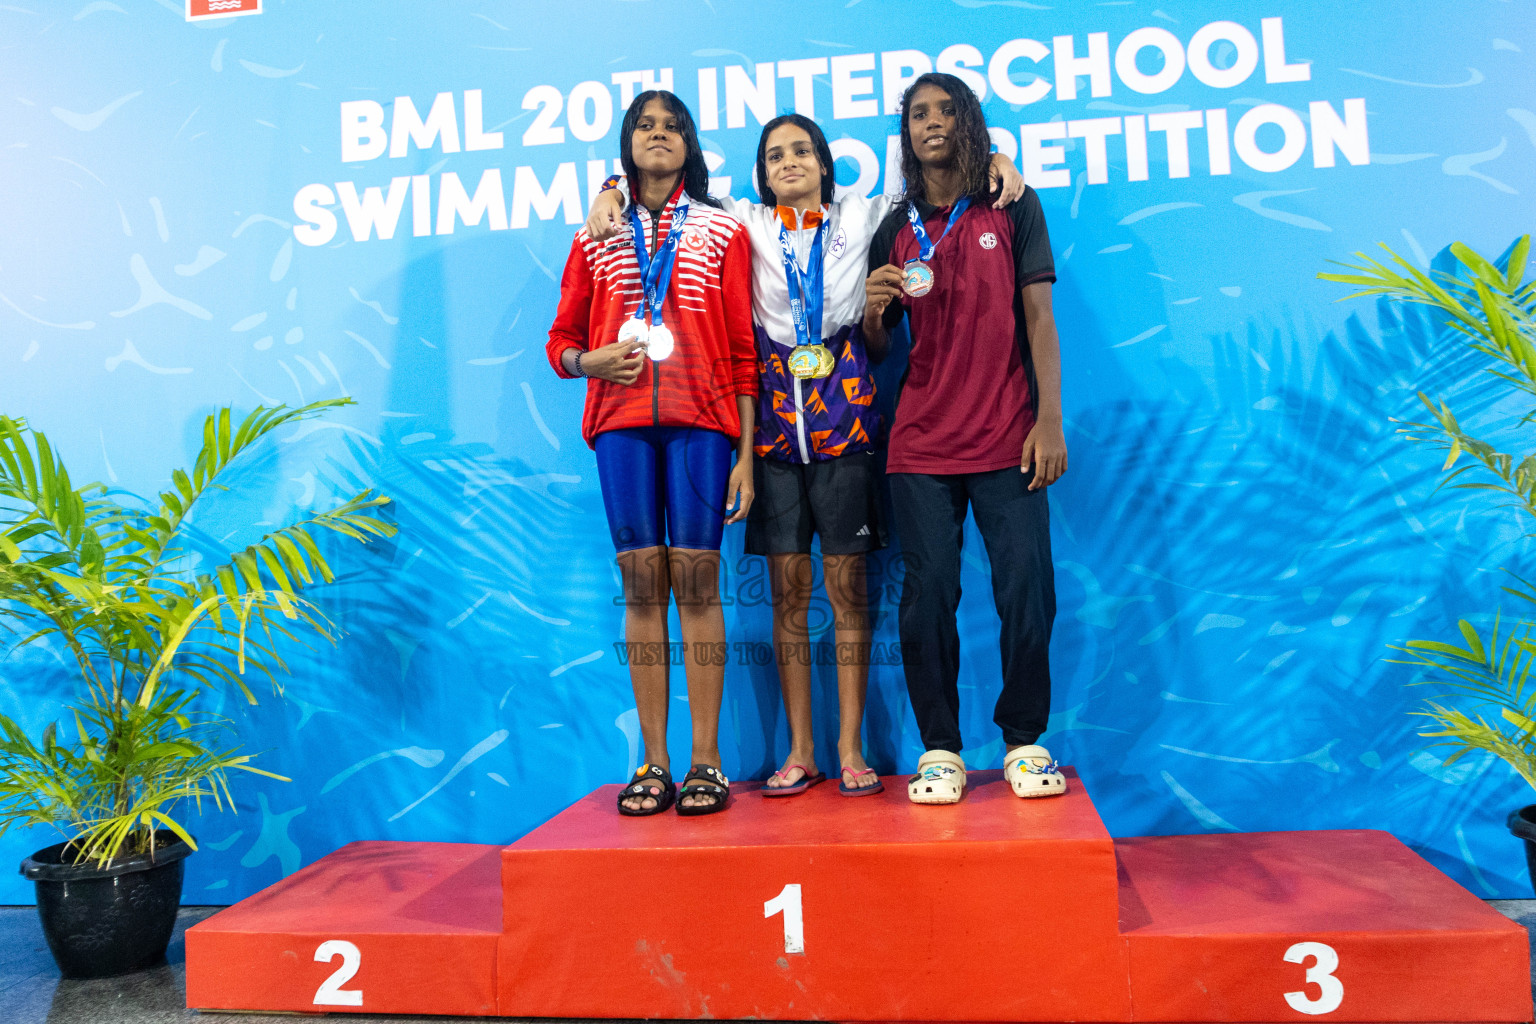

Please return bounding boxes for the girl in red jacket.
[546,91,757,816]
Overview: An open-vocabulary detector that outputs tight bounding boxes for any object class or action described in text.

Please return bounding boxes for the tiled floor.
[3,903,1535,1023]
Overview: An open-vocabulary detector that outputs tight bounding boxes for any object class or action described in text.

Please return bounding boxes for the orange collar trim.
[774,204,829,231]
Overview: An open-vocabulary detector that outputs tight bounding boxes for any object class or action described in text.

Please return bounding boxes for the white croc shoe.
[907,749,966,804]
[1005,745,1066,798]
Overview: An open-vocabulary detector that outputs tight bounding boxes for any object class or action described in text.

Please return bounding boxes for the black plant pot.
[19,831,193,979]
[1507,806,1536,897]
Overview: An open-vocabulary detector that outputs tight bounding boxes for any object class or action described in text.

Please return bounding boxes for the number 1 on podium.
[764,884,805,955]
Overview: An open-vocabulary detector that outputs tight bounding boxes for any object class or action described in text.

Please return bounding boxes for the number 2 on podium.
[764,884,805,954]
[313,939,364,1006]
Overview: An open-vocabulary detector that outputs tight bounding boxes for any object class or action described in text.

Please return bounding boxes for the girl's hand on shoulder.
[585,189,626,242]
[988,152,1026,208]
[724,458,754,524]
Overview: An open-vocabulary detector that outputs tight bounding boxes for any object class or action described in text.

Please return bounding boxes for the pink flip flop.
[838,766,885,797]
[762,764,826,797]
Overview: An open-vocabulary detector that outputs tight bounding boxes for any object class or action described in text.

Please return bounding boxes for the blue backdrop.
[2,0,1535,902]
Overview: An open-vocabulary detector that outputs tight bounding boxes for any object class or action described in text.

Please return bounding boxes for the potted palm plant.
[0,399,395,977]
[1320,236,1536,891]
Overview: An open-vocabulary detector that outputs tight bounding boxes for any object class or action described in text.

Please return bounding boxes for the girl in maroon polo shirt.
[863,72,1070,805]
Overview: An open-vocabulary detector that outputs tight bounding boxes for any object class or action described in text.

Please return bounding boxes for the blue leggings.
[594,427,733,552]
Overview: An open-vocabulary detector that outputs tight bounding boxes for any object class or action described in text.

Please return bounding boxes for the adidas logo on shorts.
[856,525,870,536]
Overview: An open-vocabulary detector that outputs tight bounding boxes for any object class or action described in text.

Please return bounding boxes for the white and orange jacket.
[725,194,895,462]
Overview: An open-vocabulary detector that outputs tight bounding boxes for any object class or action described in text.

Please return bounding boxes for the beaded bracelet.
[574,350,587,377]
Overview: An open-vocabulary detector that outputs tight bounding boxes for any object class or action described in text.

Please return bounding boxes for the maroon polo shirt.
[870,188,1055,475]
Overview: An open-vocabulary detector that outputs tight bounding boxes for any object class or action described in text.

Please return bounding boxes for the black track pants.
[889,467,1055,755]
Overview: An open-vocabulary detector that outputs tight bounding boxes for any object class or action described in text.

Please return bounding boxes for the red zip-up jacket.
[546,183,757,449]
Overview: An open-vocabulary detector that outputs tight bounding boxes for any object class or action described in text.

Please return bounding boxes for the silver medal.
[617,317,649,348]
[646,323,674,361]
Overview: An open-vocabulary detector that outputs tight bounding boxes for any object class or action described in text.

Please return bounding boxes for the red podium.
[1117,830,1530,1022]
[183,841,502,1016]
[185,769,1531,1020]
[501,768,1128,1021]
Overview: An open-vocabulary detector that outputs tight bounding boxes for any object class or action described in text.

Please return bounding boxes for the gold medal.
[812,344,836,378]
[787,344,835,380]
[787,345,820,380]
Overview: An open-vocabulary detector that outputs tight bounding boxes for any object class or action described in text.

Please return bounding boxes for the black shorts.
[745,451,889,556]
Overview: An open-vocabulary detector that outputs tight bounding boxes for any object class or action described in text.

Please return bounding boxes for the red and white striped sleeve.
[719,224,757,397]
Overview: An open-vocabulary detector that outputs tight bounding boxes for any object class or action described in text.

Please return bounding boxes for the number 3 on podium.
[764,884,805,955]
[1284,941,1343,1015]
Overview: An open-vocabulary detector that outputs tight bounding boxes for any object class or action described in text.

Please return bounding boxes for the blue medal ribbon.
[629,193,690,328]
[778,217,824,349]
[905,197,971,262]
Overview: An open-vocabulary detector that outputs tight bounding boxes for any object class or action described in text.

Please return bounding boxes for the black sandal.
[617,764,675,816]
[677,764,729,816]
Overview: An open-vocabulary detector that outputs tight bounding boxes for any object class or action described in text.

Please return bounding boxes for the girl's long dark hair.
[754,113,835,208]
[897,72,993,205]
[620,90,720,208]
